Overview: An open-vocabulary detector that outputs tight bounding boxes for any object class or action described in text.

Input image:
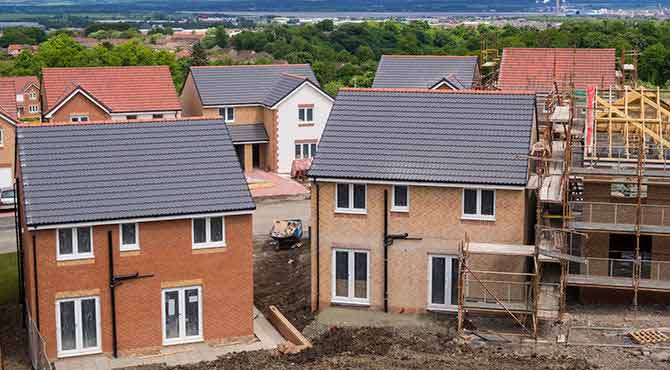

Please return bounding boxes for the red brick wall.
[47,93,110,123]
[26,214,253,359]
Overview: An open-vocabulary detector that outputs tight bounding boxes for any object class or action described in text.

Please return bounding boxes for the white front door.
[0,168,12,188]
[56,296,101,358]
[428,255,459,310]
[162,286,203,345]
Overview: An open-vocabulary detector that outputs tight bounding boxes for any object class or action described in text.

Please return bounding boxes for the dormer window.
[219,107,234,123]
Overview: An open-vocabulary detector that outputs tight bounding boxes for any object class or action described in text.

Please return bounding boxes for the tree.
[191,42,209,66]
[0,27,47,48]
[324,80,345,97]
[214,26,230,48]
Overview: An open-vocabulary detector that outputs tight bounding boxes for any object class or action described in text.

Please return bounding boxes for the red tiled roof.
[0,81,18,123]
[42,66,182,114]
[0,76,39,94]
[498,48,617,92]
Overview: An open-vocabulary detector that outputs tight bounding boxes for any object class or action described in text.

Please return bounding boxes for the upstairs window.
[462,189,495,220]
[336,183,366,213]
[0,129,4,147]
[70,115,89,123]
[192,216,225,249]
[294,142,317,159]
[219,107,234,123]
[392,185,409,212]
[152,114,164,119]
[119,223,139,251]
[29,91,37,100]
[29,105,39,113]
[57,227,93,261]
[298,106,314,123]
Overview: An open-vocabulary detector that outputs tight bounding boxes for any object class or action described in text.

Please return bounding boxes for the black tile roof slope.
[308,89,536,186]
[18,119,255,227]
[372,55,479,89]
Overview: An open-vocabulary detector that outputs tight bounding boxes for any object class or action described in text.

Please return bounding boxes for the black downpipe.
[315,181,320,311]
[32,234,39,330]
[108,231,118,358]
[14,179,25,324]
[383,190,389,313]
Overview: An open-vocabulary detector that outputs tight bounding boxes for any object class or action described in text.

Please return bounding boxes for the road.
[253,199,310,238]
[0,212,16,254]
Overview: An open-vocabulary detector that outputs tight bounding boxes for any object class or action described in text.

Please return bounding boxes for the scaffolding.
[478,33,500,90]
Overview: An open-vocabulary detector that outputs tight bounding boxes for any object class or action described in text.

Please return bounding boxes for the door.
[0,168,12,188]
[234,145,245,170]
[162,286,202,345]
[56,296,101,357]
[332,249,369,304]
[428,255,459,310]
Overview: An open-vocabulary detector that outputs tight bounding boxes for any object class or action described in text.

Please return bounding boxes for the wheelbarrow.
[269,219,303,248]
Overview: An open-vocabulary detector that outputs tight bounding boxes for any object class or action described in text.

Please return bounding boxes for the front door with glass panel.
[56,296,101,357]
[428,255,459,310]
[162,286,202,345]
[332,249,369,304]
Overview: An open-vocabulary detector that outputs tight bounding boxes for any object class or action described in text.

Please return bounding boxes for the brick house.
[180,64,334,174]
[0,80,17,188]
[0,76,41,120]
[41,66,182,123]
[16,118,256,360]
[308,88,537,314]
[372,55,480,90]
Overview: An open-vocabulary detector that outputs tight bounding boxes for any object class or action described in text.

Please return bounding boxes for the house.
[308,88,538,314]
[7,44,36,57]
[16,118,256,360]
[372,55,480,90]
[0,81,17,188]
[41,66,182,123]
[0,76,41,120]
[181,64,334,174]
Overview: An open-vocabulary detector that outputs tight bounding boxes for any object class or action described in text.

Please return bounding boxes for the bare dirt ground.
[0,304,30,370]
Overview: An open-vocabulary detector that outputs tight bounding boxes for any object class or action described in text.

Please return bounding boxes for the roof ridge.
[340,87,535,96]
[17,116,216,128]
[383,54,478,59]
[43,65,170,72]
[280,72,308,80]
[192,63,310,69]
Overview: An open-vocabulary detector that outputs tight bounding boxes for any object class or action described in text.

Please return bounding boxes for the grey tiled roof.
[191,64,319,107]
[18,119,255,227]
[226,123,269,144]
[372,55,479,89]
[308,89,535,186]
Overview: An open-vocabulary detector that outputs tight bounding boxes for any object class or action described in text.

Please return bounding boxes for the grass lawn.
[0,252,18,305]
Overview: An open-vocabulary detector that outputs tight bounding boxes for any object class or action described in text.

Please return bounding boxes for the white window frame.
[298,106,314,123]
[191,217,226,249]
[55,296,102,358]
[29,91,37,100]
[427,255,458,311]
[0,128,4,147]
[119,223,140,251]
[391,185,410,212]
[220,107,234,123]
[28,105,39,113]
[161,286,203,346]
[461,188,496,221]
[56,227,94,261]
[335,183,367,214]
[294,141,317,159]
[70,115,89,123]
[331,249,370,305]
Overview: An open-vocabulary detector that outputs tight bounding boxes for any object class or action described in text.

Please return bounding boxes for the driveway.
[253,199,310,238]
[0,212,16,254]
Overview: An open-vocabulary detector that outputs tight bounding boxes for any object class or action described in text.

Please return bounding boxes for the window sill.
[120,250,141,257]
[460,215,496,222]
[120,246,140,252]
[391,208,409,213]
[57,255,94,263]
[298,122,315,127]
[192,243,227,250]
[331,298,370,306]
[426,305,458,313]
[57,348,102,359]
[163,337,204,347]
[335,209,367,215]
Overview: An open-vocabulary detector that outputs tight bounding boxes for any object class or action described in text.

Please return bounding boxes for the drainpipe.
[383,189,388,313]
[14,179,25,324]
[108,231,118,358]
[32,234,39,330]
[315,180,320,311]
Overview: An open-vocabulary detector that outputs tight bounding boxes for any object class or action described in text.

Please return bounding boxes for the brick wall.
[0,119,15,173]
[179,74,203,117]
[24,214,253,359]
[48,93,110,123]
[311,182,530,313]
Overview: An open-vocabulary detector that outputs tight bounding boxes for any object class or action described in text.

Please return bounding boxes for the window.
[28,105,39,113]
[298,106,314,123]
[126,115,138,120]
[162,286,202,345]
[16,94,24,103]
[219,107,234,122]
[332,249,369,304]
[462,189,495,220]
[152,114,164,119]
[0,129,4,147]
[335,183,366,213]
[428,255,459,310]
[29,91,37,100]
[70,115,89,123]
[56,296,101,357]
[57,227,93,261]
[392,185,409,212]
[192,216,225,248]
[119,223,139,251]
[294,142,317,159]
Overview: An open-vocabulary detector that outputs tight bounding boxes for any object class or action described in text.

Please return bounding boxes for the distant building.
[7,44,36,57]
[0,76,41,120]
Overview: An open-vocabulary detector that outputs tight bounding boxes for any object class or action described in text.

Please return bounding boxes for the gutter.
[32,234,39,330]
[383,190,388,313]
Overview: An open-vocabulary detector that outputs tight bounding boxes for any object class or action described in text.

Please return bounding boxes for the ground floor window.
[428,255,459,310]
[162,286,203,345]
[56,296,101,357]
[332,249,369,305]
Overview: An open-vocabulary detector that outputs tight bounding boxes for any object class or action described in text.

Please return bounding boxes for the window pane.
[58,229,73,255]
[450,258,460,306]
[227,108,234,121]
[354,252,367,299]
[431,257,446,305]
[81,299,98,348]
[298,108,305,121]
[353,184,366,209]
[336,184,349,209]
[394,186,408,207]
[81,116,88,122]
[77,228,91,254]
[303,144,309,158]
[164,291,180,339]
[59,301,76,351]
[210,217,223,242]
[463,189,478,215]
[481,190,495,216]
[219,108,226,117]
[310,144,317,157]
[295,144,301,159]
[121,223,136,246]
[184,289,200,337]
[307,108,313,122]
[335,251,349,297]
[193,218,206,244]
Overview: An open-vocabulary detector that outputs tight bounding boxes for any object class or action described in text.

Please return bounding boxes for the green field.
[0,252,18,305]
